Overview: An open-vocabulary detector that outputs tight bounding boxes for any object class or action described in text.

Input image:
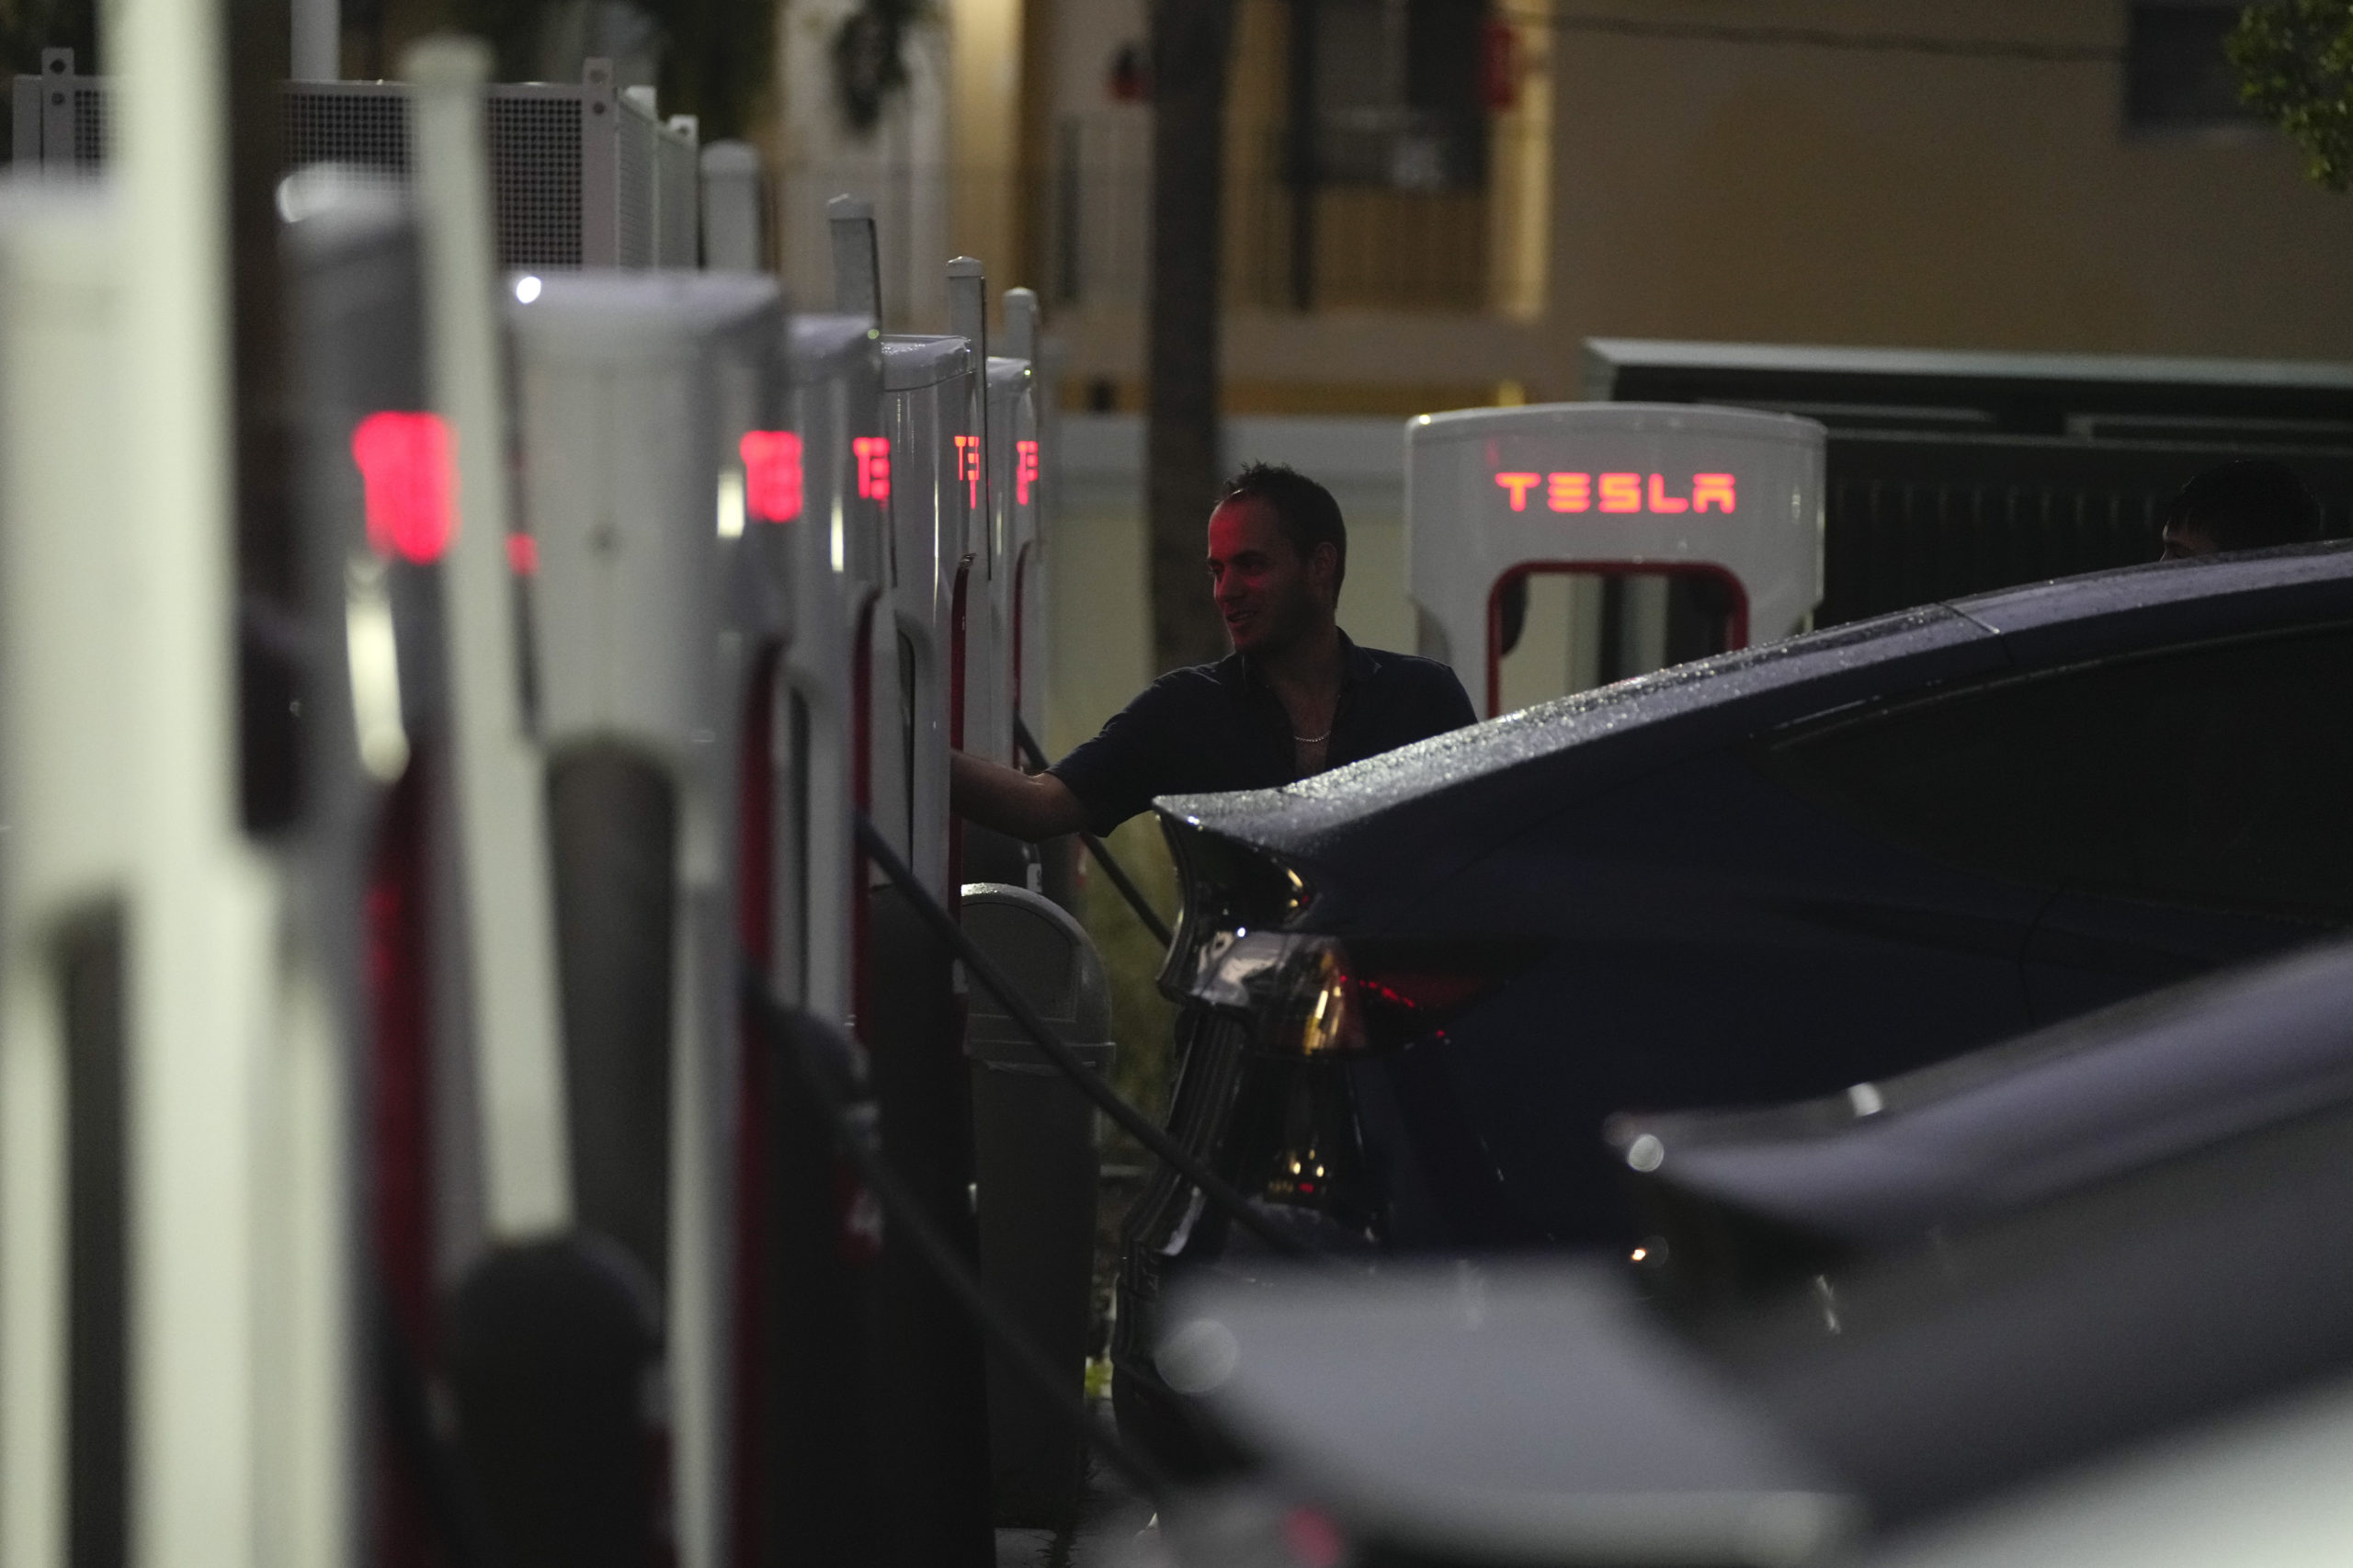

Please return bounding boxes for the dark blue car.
[1153,937,2353,1567]
[1116,542,2353,1466]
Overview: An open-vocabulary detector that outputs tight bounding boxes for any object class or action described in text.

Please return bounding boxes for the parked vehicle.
[1153,942,2353,1565]
[1118,542,2353,1467]
[1608,937,2353,1314]
[1158,1069,2353,1568]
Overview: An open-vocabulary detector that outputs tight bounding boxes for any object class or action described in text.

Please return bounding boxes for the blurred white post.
[291,0,339,81]
[0,188,126,1568]
[404,36,574,1243]
[113,6,284,1568]
[700,141,764,270]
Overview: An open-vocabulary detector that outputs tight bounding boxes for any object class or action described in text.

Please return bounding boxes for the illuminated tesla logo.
[854,436,891,502]
[1494,471,1736,516]
[350,411,456,563]
[739,430,804,522]
[954,433,982,507]
[1016,439,1040,506]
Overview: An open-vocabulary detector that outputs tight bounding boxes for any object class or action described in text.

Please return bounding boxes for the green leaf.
[2230,0,2353,191]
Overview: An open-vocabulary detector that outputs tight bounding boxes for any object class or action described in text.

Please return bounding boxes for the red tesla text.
[1495,469,1739,517]
[854,436,891,503]
[739,430,804,523]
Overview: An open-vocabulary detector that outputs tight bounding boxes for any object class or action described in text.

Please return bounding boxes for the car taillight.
[1188,931,1533,1058]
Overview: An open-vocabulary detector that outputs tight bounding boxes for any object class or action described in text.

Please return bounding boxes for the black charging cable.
[857,815,1311,1260]
[741,973,1179,1502]
[1012,716,1175,948]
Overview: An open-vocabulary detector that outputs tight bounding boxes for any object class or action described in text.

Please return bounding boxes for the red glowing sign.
[506,532,540,576]
[953,433,982,507]
[1016,438,1040,506]
[739,430,804,523]
[854,436,891,503]
[1495,471,1736,516]
[350,411,457,563]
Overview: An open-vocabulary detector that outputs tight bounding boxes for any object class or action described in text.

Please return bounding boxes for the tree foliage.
[832,0,926,133]
[2230,0,2353,190]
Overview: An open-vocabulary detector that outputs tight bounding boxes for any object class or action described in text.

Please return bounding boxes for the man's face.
[2160,521,2219,561]
[1207,497,1332,655]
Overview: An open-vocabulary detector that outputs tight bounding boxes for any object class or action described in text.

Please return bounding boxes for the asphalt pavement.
[993,1405,1157,1568]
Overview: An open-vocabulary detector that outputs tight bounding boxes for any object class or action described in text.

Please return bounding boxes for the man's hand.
[950,751,1087,842]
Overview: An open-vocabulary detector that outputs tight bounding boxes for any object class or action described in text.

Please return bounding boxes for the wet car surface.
[1116,542,2353,1468]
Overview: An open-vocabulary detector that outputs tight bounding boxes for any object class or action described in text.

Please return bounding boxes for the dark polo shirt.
[1047,631,1477,834]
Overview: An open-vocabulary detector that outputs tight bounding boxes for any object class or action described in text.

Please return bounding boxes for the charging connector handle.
[856,815,1308,1260]
[1012,716,1175,948]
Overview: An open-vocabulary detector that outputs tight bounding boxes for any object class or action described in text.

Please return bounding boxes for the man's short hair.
[1220,461,1347,591]
[2165,460,2324,552]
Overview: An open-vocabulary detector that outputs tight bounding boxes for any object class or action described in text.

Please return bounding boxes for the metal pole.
[291,0,339,81]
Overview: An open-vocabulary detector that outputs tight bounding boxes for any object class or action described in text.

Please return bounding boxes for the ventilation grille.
[14,72,703,276]
[615,108,654,267]
[69,85,106,166]
[486,96,585,269]
[656,127,699,266]
[282,88,408,178]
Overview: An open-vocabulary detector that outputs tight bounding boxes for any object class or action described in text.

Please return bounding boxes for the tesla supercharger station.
[826,199,997,1564]
[1000,289,1049,765]
[763,312,884,1024]
[722,306,893,1565]
[283,177,461,1568]
[0,186,329,1568]
[506,267,785,1568]
[875,330,976,896]
[1406,403,1825,716]
[0,88,357,1568]
[973,319,1033,771]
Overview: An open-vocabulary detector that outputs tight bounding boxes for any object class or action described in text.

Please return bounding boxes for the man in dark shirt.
[950,461,1476,838]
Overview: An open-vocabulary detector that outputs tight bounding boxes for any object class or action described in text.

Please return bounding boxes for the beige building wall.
[947,0,1025,298]
[1529,0,2353,397]
[1029,0,2353,410]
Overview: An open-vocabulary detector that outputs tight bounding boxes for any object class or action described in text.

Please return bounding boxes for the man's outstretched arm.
[950,751,1089,841]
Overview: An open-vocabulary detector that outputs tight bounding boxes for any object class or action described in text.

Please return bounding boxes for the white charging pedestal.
[1000,289,1050,754]
[506,267,785,1568]
[1406,403,1825,717]
[771,312,884,1026]
[974,348,1035,768]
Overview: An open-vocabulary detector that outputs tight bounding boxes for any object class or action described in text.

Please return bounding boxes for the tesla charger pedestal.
[1001,289,1050,757]
[770,311,883,1024]
[876,331,977,898]
[507,267,785,1568]
[1406,403,1824,716]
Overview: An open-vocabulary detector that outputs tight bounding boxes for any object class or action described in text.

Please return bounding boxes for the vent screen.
[282,89,408,177]
[487,96,585,268]
[70,85,106,167]
[616,110,654,267]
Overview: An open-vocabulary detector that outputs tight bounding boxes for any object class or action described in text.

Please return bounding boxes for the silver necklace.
[1293,728,1331,744]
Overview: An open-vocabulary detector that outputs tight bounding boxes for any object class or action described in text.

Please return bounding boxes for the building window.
[1299,0,1489,191]
[2124,3,2267,132]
